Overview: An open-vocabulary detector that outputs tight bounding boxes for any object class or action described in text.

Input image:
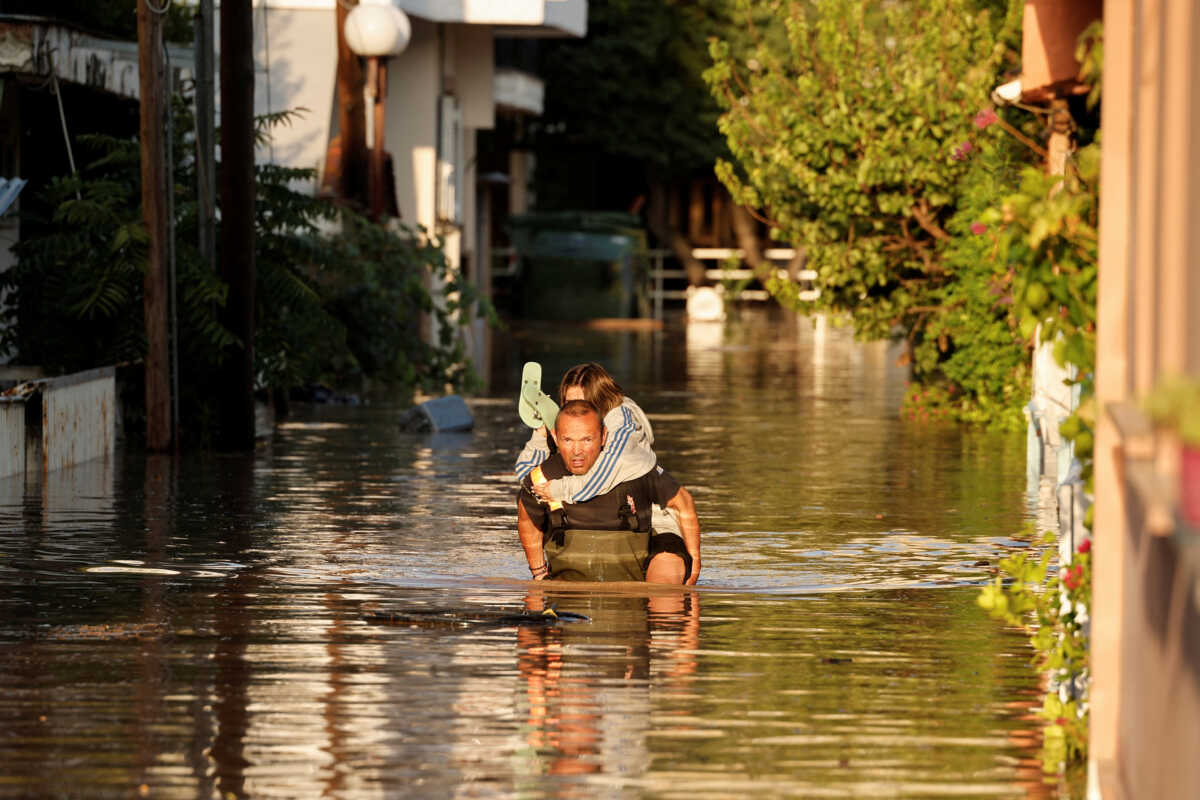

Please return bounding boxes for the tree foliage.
[707,0,1035,427]
[979,529,1092,774]
[537,0,747,176]
[3,102,483,446]
[976,23,1103,775]
[10,1,195,43]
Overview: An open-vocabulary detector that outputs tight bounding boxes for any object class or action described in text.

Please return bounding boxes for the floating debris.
[362,605,589,631]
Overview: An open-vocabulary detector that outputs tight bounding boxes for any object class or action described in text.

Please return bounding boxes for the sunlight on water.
[0,310,1059,798]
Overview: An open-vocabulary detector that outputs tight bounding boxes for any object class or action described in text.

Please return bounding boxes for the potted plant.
[1144,376,1200,528]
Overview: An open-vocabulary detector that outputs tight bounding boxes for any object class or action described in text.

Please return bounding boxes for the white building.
[248,0,587,373]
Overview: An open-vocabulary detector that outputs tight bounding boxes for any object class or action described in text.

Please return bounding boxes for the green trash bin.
[507,212,649,320]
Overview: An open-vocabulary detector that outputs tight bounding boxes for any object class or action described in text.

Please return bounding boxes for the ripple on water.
[0,311,1049,798]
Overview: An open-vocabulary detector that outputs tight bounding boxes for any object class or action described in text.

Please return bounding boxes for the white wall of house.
[245,0,584,375]
[251,4,338,190]
[387,17,441,230]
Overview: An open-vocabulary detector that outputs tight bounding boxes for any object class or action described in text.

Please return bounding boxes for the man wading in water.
[517,399,701,584]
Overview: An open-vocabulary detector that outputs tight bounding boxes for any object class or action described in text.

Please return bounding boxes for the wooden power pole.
[195,0,216,273]
[138,0,172,451]
[217,0,257,450]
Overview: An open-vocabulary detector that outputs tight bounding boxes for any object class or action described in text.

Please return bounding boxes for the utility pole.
[138,0,172,451]
[217,0,257,450]
[195,0,216,272]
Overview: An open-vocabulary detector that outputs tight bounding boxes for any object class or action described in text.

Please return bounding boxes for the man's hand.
[666,486,701,585]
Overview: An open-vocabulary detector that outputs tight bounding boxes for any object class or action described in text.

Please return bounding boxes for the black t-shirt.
[520,457,681,533]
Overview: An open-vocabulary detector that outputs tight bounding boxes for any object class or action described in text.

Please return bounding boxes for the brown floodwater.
[0,309,1057,798]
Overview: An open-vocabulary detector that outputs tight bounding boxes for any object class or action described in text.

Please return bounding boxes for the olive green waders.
[544,529,650,582]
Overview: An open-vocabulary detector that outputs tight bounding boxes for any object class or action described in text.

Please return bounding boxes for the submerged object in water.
[362,605,589,630]
[399,394,474,432]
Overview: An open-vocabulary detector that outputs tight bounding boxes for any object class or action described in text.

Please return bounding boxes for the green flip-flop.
[518,361,559,429]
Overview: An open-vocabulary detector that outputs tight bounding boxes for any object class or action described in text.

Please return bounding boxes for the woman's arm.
[540,403,656,503]
[514,426,551,481]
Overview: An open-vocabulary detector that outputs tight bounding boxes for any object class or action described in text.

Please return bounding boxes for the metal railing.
[646,248,819,319]
[491,246,821,320]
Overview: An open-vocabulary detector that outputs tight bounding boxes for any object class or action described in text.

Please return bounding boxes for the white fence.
[647,248,819,319]
[493,246,820,319]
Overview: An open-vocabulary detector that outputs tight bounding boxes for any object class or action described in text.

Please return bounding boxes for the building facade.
[247,0,586,374]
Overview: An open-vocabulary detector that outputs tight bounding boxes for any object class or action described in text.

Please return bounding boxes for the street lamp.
[343,0,411,220]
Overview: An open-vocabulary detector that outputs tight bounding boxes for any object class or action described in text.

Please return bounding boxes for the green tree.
[9,1,194,42]
[3,104,483,446]
[707,0,1035,426]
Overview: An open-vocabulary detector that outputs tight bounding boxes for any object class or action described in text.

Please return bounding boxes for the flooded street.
[0,309,1052,798]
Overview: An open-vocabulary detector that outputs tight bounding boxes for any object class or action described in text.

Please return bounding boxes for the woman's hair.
[558,362,624,417]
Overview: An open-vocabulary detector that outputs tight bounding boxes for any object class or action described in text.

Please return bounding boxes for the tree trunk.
[329,0,368,206]
[138,0,171,451]
[730,203,769,280]
[217,0,256,450]
[646,174,706,286]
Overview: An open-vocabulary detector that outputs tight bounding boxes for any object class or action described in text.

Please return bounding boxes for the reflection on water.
[0,309,1056,797]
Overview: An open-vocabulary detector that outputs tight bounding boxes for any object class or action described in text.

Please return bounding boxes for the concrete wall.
[0,367,115,481]
[0,401,23,480]
[42,369,115,474]
[1090,0,1200,798]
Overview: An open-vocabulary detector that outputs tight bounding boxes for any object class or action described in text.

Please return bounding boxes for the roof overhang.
[0,16,193,101]
[396,1,586,38]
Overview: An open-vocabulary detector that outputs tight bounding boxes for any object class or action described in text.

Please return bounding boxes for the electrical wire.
[49,75,80,200]
[144,0,173,15]
[262,0,275,162]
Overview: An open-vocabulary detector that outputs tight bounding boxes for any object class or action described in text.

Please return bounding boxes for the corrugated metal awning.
[0,16,194,100]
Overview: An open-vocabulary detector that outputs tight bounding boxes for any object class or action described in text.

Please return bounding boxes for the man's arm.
[665,486,701,585]
[517,499,548,580]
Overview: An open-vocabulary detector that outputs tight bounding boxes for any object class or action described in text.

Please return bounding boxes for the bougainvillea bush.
[706,0,1035,428]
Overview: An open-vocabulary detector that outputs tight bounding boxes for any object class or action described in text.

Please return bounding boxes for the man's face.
[554,412,606,475]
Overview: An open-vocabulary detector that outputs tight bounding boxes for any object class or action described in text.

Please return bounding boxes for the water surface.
[0,309,1053,798]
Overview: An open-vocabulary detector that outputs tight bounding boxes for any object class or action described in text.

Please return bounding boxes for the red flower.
[1077,539,1092,554]
[1063,564,1083,590]
[970,222,988,235]
[974,108,999,129]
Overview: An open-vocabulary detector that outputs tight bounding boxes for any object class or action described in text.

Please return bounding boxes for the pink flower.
[970,222,987,235]
[951,140,973,161]
[974,108,999,129]
[1077,539,1091,554]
